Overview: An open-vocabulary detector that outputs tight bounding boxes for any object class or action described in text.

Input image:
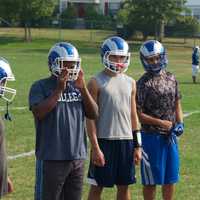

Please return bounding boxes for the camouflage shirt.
[136,70,181,134]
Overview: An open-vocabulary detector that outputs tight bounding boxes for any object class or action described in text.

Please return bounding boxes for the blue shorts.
[87,139,136,187]
[141,132,179,185]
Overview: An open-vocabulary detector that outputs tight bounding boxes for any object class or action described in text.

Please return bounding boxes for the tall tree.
[0,0,56,42]
[118,0,187,41]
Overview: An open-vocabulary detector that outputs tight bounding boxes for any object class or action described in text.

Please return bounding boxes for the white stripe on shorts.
[142,150,155,185]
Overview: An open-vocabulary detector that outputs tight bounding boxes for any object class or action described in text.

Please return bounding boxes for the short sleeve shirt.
[29,76,87,160]
[0,118,8,197]
[136,70,181,134]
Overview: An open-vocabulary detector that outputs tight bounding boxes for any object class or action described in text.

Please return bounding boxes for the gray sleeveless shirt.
[95,71,133,139]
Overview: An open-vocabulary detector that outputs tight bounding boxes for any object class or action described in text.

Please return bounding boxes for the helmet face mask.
[101,36,130,73]
[140,40,168,74]
[0,58,16,102]
[48,42,81,81]
[103,51,130,73]
[56,57,81,81]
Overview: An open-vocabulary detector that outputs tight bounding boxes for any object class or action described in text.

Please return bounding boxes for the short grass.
[0,28,199,199]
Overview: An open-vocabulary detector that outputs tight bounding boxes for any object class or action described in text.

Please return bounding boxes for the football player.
[29,42,98,200]
[86,36,142,200]
[192,46,199,83]
[137,40,184,200]
[0,57,15,197]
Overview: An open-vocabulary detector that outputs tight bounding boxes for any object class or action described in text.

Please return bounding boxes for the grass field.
[0,28,200,200]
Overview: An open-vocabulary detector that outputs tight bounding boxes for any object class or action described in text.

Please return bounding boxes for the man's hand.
[57,69,68,91]
[134,147,142,165]
[171,122,184,137]
[74,69,86,89]
[91,148,105,167]
[7,177,14,193]
[160,120,173,131]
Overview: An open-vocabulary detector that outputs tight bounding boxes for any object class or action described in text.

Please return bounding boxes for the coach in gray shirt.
[29,42,98,200]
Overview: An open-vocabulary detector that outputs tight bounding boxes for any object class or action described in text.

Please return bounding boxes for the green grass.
[0,28,200,199]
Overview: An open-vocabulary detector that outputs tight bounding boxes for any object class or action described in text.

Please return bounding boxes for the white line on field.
[183,110,200,118]
[0,106,28,111]
[7,110,200,160]
[8,150,34,160]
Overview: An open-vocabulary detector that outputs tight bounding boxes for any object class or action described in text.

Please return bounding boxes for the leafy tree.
[61,4,77,19]
[118,0,187,41]
[0,0,56,42]
[83,5,113,29]
[166,16,200,38]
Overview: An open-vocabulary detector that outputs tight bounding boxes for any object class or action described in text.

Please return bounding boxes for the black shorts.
[87,139,136,187]
[35,159,84,200]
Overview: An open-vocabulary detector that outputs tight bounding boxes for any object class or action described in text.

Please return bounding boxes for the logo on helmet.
[101,36,130,73]
[48,42,81,81]
[0,58,16,102]
[140,40,168,74]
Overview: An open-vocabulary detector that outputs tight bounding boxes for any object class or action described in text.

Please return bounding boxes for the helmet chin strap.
[4,101,12,121]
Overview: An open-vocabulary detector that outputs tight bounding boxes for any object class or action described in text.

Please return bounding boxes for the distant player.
[192,46,199,83]
[137,40,184,200]
[0,57,15,198]
[29,42,98,200]
[87,36,142,200]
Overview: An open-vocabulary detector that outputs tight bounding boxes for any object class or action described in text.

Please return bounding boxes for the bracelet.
[132,130,142,148]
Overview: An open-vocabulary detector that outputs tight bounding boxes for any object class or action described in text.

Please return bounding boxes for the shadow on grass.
[0,36,24,44]
[179,81,200,85]
[0,36,144,55]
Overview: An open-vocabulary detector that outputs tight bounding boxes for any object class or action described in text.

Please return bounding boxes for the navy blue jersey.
[29,76,87,160]
[192,49,199,65]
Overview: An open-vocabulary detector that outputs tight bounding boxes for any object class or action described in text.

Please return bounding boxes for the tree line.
[0,0,199,42]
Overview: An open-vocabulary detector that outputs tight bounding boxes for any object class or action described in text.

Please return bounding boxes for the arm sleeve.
[175,78,182,100]
[28,82,45,110]
[136,80,146,113]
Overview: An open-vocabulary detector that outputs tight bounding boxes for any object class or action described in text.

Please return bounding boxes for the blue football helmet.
[100,36,130,73]
[0,57,16,102]
[48,42,81,81]
[140,40,168,73]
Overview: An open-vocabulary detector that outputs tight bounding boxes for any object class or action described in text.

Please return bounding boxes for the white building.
[60,0,124,17]
[185,0,200,21]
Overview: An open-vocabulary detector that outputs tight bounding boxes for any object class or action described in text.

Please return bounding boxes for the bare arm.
[131,80,142,165]
[131,80,140,130]
[32,70,68,120]
[75,70,98,119]
[137,112,173,132]
[86,78,105,166]
[175,99,183,123]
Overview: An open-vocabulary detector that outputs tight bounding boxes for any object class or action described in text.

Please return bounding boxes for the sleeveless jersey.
[95,72,133,139]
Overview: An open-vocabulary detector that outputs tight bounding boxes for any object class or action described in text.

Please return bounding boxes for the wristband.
[132,130,142,147]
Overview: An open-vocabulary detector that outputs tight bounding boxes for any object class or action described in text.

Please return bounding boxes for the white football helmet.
[0,58,16,102]
[100,36,130,73]
[48,42,81,81]
[194,46,200,52]
[140,40,168,74]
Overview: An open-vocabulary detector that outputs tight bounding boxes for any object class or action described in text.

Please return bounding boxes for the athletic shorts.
[141,132,179,185]
[192,65,199,76]
[35,159,84,200]
[87,139,136,187]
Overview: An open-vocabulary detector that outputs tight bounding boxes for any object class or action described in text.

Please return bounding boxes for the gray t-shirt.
[0,118,8,197]
[95,72,133,139]
[29,76,87,160]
